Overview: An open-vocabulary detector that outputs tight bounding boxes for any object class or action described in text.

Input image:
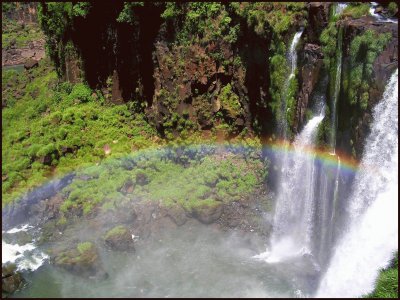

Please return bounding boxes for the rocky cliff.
[36,2,398,157]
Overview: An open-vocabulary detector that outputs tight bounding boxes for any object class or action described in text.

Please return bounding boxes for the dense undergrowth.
[2,17,44,49]
[366,252,399,298]
[2,59,265,209]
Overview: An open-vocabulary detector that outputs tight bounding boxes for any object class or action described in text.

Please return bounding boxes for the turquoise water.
[3,64,25,72]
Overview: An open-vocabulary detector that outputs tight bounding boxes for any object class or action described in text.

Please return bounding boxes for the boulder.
[2,263,23,295]
[24,58,38,70]
[52,242,108,279]
[165,205,188,226]
[192,202,224,224]
[104,225,134,251]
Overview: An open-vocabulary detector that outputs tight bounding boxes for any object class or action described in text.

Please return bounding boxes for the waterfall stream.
[278,30,303,139]
[316,69,398,297]
[330,26,343,153]
[256,105,325,265]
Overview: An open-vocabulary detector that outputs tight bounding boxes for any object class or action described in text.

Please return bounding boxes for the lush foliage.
[2,59,158,206]
[59,145,267,215]
[341,3,371,19]
[230,2,307,36]
[366,253,398,298]
[162,2,238,46]
[345,30,391,109]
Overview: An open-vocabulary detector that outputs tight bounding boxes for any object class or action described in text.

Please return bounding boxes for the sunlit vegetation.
[365,252,398,298]
[344,30,391,109]
[60,145,267,215]
[341,3,371,19]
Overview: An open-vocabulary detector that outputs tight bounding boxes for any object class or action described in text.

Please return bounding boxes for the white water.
[278,30,303,139]
[335,3,348,16]
[317,70,398,297]
[2,225,49,272]
[288,30,303,80]
[369,2,398,23]
[330,26,343,152]
[256,107,325,264]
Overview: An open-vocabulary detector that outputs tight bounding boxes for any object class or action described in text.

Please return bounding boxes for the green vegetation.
[2,18,44,49]
[366,252,398,298]
[60,145,267,215]
[387,2,398,17]
[230,2,307,36]
[218,84,242,117]
[345,30,391,109]
[341,3,371,19]
[2,59,158,206]
[77,242,93,254]
[105,225,128,239]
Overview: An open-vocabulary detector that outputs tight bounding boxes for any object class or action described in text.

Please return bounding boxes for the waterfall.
[288,30,303,80]
[369,2,398,24]
[278,30,303,139]
[316,69,398,297]
[330,26,343,153]
[335,3,348,16]
[256,105,325,264]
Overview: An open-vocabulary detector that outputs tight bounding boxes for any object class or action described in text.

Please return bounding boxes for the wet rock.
[294,43,324,133]
[52,242,108,279]
[2,231,32,246]
[24,58,38,70]
[2,263,23,296]
[119,179,135,195]
[136,172,149,186]
[192,202,224,224]
[165,205,188,226]
[104,225,135,251]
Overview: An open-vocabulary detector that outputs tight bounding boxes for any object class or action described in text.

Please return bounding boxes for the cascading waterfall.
[330,26,343,153]
[335,3,348,16]
[256,105,325,264]
[316,69,398,298]
[370,2,398,23]
[278,30,303,139]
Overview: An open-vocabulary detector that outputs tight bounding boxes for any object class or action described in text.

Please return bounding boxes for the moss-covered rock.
[104,225,134,251]
[191,201,224,224]
[2,263,24,296]
[52,242,108,279]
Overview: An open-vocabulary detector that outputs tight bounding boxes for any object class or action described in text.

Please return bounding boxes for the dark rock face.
[337,17,398,159]
[2,2,38,23]
[306,2,331,44]
[104,225,135,251]
[294,43,324,133]
[2,264,24,296]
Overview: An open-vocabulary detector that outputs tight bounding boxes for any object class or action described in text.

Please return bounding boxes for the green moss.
[77,242,93,254]
[105,225,128,239]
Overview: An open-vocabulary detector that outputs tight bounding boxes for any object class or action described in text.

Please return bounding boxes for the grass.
[365,252,398,298]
